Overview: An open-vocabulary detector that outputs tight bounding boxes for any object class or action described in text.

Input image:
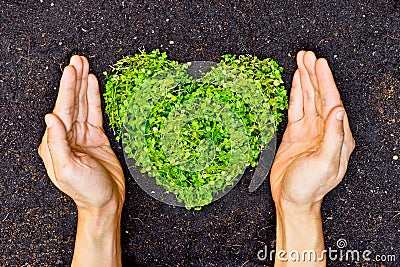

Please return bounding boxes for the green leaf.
[103,50,288,210]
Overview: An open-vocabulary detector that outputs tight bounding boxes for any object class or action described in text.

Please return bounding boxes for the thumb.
[45,113,72,170]
[319,107,345,162]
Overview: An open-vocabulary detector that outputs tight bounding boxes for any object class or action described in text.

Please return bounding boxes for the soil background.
[0,0,399,266]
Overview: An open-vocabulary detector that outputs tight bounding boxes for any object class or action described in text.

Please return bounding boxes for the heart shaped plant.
[104,50,287,209]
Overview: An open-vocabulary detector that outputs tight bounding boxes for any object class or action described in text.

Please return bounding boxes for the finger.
[318,106,345,163]
[38,131,57,184]
[76,56,90,123]
[87,74,103,127]
[336,113,356,180]
[315,58,342,120]
[342,113,355,159]
[53,65,77,132]
[69,55,84,122]
[297,51,318,118]
[288,69,304,122]
[45,113,73,175]
[303,51,322,115]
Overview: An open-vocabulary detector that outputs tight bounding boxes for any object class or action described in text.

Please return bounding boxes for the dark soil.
[0,1,399,266]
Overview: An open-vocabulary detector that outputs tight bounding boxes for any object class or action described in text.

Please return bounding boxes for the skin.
[38,51,354,266]
[270,51,355,266]
[38,55,125,267]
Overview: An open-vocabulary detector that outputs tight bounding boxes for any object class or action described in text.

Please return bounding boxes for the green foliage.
[219,54,287,124]
[103,49,179,141]
[104,50,288,210]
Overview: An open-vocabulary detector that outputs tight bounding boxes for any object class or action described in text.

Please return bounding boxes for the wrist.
[76,198,122,242]
[276,197,322,219]
[275,200,322,240]
[78,200,122,219]
[77,202,122,237]
[76,192,124,219]
[77,207,121,231]
[275,200,325,266]
[72,203,122,267]
[275,202,322,240]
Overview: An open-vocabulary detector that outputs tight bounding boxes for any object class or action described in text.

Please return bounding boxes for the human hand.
[270,51,355,211]
[38,55,125,214]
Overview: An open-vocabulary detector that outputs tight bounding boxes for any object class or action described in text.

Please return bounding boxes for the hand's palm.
[270,51,354,207]
[39,56,124,211]
[60,123,124,208]
[271,117,330,205]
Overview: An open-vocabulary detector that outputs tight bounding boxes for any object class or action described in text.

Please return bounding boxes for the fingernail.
[45,115,53,127]
[336,110,345,121]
